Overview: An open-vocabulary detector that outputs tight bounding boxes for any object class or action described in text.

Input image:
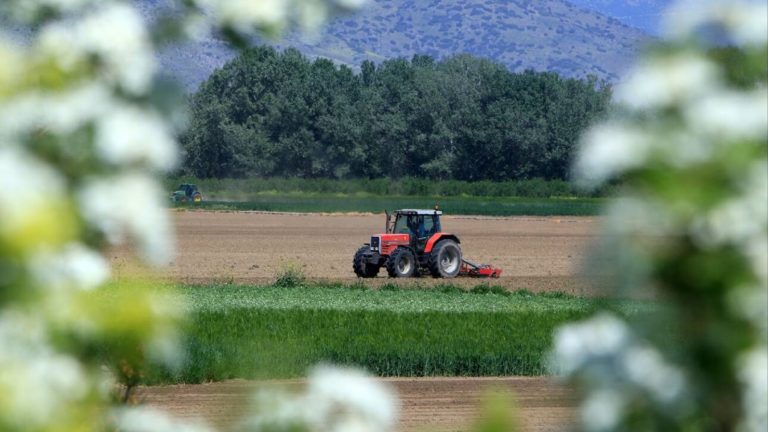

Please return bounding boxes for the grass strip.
[171,195,604,216]
[166,176,613,199]
[143,283,652,384]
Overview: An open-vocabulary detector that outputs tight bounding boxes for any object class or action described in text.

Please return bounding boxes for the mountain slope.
[151,0,651,90]
[566,0,672,35]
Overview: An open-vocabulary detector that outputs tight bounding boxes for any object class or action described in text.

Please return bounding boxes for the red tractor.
[353,209,501,278]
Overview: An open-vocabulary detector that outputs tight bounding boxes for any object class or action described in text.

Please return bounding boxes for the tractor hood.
[370,233,409,256]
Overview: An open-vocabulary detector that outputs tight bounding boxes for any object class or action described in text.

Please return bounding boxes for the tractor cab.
[388,209,442,250]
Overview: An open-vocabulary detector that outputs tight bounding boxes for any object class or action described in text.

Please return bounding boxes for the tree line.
[181,46,612,181]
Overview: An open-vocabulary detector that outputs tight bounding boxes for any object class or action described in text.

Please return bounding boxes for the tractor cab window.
[393,213,440,238]
[393,215,412,234]
[422,215,436,237]
[409,217,424,238]
[394,214,422,236]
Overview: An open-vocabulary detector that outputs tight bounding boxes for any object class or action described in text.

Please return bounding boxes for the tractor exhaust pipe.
[385,210,391,234]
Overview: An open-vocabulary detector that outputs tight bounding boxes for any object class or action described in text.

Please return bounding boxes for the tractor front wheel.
[428,240,462,278]
[386,247,417,278]
[353,245,380,278]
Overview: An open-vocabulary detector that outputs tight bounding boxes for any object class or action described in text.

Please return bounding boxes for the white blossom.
[4,0,102,18]
[35,22,83,73]
[36,3,156,94]
[304,365,398,432]
[664,0,768,47]
[0,312,88,429]
[245,365,398,432]
[0,83,114,138]
[0,38,24,92]
[200,0,368,33]
[691,192,764,248]
[652,129,730,170]
[182,12,213,41]
[580,388,627,432]
[737,347,768,432]
[202,0,289,33]
[746,234,768,287]
[575,123,651,186]
[78,173,174,265]
[728,285,768,340]
[554,314,689,427]
[614,52,719,110]
[297,1,330,33]
[552,313,630,376]
[95,104,178,170]
[246,389,309,430]
[621,346,686,403]
[334,0,368,10]
[685,87,768,143]
[145,295,186,368]
[691,161,768,254]
[29,243,110,292]
[79,3,156,93]
[0,311,48,360]
[604,196,678,238]
[0,85,177,171]
[0,147,66,242]
[0,2,380,432]
[563,0,766,430]
[113,406,212,432]
[2,355,88,428]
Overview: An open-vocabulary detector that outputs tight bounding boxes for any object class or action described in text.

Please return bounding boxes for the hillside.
[567,0,671,35]
[149,0,651,90]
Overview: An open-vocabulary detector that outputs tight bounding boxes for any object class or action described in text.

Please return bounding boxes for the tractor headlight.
[370,236,380,252]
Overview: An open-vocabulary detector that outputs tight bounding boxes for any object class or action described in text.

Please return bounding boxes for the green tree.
[182,47,611,181]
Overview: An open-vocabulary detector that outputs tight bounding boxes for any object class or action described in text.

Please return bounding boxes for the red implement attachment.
[460,259,502,278]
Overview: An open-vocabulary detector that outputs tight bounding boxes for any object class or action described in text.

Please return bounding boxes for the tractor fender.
[424,233,460,253]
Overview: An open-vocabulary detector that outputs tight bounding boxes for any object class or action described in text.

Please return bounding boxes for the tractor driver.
[406,216,419,238]
[408,216,429,239]
[417,217,427,238]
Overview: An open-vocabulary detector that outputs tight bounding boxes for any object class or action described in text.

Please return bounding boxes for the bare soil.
[110,211,602,294]
[138,377,576,432]
[123,211,588,430]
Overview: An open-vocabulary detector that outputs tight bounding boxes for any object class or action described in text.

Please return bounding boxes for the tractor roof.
[395,209,442,215]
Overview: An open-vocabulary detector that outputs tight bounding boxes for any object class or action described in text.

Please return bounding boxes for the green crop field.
[167,177,609,216]
[136,282,654,384]
[166,177,612,199]
[172,195,603,216]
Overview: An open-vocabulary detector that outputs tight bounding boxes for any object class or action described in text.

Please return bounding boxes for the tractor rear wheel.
[386,247,417,278]
[353,246,380,278]
[428,240,462,278]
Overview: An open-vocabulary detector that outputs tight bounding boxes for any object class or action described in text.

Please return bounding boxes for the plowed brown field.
[122,211,591,430]
[139,377,576,432]
[111,211,602,294]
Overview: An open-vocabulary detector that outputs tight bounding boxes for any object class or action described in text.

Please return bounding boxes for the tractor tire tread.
[428,239,462,278]
[353,245,379,278]
[386,247,416,278]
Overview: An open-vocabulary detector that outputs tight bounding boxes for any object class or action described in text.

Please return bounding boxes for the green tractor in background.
[171,183,203,203]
